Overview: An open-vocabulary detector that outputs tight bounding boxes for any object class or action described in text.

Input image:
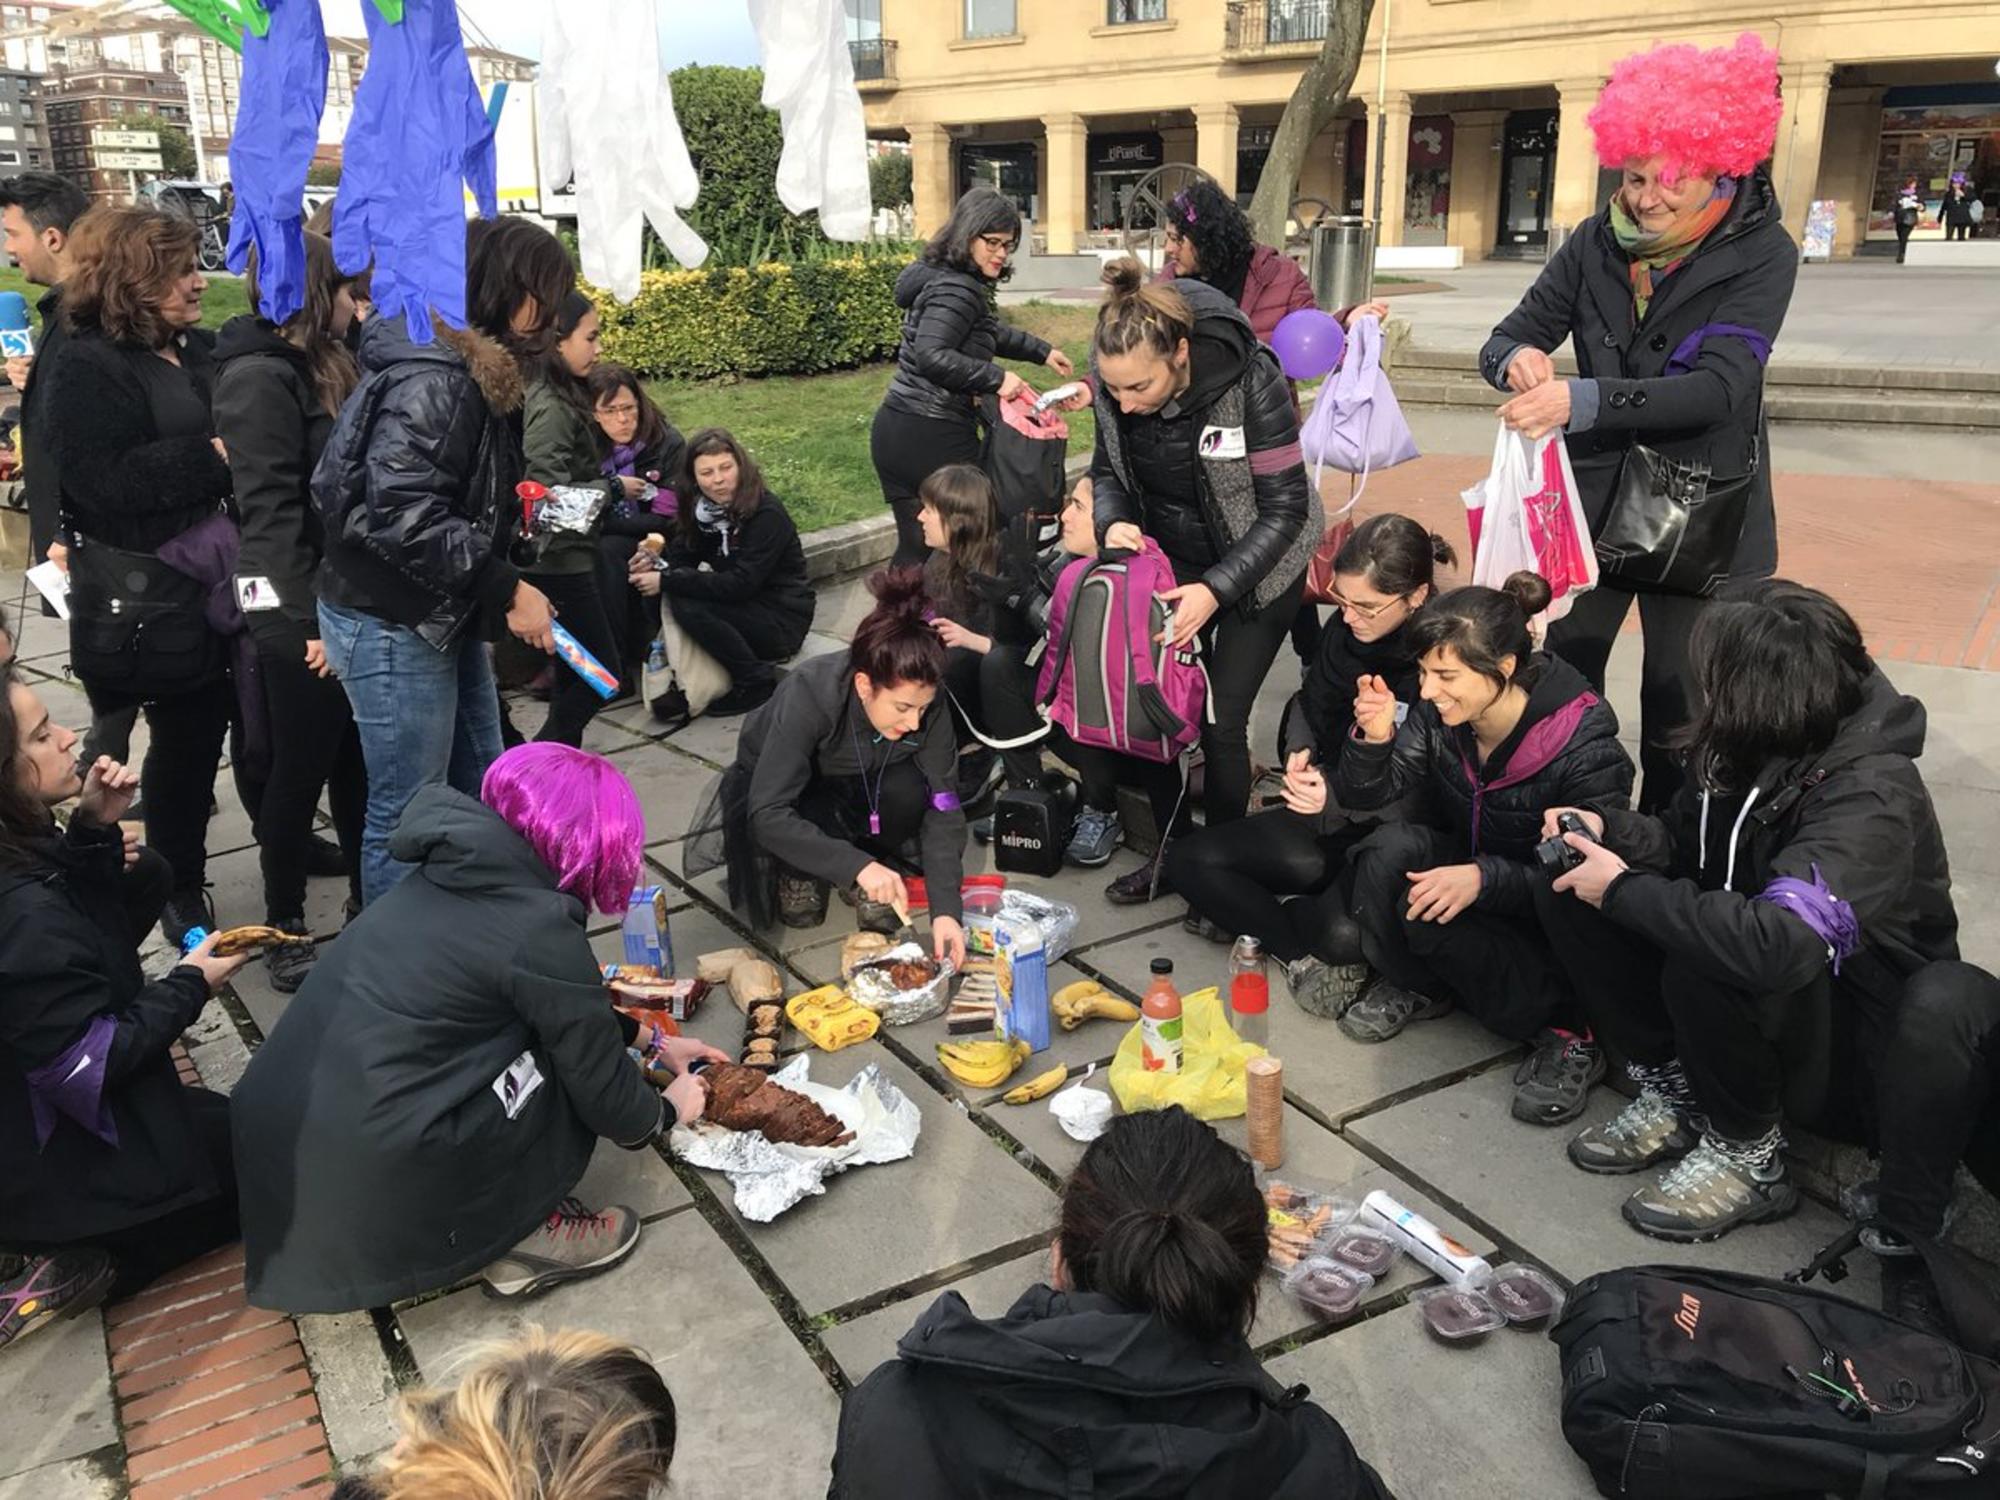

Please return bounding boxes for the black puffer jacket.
[1480,169,1797,578]
[1288,615,1422,762]
[312,318,525,650]
[1600,669,1957,1022]
[1337,655,1634,913]
[879,261,1051,425]
[830,1285,1393,1500]
[663,495,816,630]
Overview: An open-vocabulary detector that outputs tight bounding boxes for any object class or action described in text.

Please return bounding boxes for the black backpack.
[1552,1232,2000,1498]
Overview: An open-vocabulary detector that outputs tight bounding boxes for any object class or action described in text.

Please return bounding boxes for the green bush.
[592,258,905,380]
[869,151,913,212]
[672,64,829,266]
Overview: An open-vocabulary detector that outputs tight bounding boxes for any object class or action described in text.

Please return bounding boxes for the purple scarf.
[602,443,678,519]
[25,1014,118,1149]
[157,512,267,777]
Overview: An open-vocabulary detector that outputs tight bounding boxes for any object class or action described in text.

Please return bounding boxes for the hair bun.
[867,566,931,622]
[1429,532,1459,570]
[1100,256,1146,299]
[1502,570,1553,620]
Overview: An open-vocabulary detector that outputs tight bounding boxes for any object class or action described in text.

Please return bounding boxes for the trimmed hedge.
[591,259,905,381]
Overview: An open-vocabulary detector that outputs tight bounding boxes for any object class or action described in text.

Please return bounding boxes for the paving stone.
[657,709,745,771]
[396,1211,840,1500]
[820,1251,1045,1386]
[695,1042,1057,1315]
[0,1311,118,1479]
[203,845,354,951]
[1350,1067,1882,1296]
[293,1311,400,1468]
[602,740,720,845]
[572,1134,694,1223]
[1264,1299,1599,1499]
[0,1453,123,1500]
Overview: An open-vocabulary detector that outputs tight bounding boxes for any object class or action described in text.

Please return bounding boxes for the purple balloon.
[1271,308,1346,381]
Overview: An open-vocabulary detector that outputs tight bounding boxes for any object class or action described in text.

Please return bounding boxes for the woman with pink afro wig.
[1478,30,1798,824]
[230,747,729,1314]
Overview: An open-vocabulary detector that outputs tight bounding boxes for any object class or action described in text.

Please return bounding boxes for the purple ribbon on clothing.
[1755,863,1861,974]
[24,1014,119,1150]
[1665,322,1774,376]
[930,791,962,813]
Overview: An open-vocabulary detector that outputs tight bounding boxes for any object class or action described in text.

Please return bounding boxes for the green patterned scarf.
[1609,178,1735,318]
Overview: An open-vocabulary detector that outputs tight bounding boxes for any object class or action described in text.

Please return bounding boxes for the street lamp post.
[1369,0,1393,227]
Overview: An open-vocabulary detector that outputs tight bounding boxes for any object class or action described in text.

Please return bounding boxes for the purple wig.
[480,743,645,916]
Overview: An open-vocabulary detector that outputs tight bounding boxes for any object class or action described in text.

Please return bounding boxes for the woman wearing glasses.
[870,186,1077,568]
[1166,515,1446,1008]
[586,364,685,674]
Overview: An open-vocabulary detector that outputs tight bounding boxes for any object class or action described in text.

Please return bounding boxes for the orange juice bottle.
[1140,958,1183,1074]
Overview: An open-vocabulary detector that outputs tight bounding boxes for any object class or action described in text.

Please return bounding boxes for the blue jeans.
[318,600,503,905]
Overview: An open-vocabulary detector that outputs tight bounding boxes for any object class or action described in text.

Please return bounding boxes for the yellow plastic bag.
[1108,987,1267,1121]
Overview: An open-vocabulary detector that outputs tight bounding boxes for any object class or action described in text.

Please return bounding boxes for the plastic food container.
[846,944,956,1025]
[999,889,1080,964]
[1414,1286,1507,1344]
[1262,1179,1358,1275]
[1283,1256,1373,1320]
[1486,1266,1565,1327]
[963,887,1005,960]
[1325,1228,1399,1279]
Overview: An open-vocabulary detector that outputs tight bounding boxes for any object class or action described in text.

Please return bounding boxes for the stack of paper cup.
[1246,1055,1284,1168]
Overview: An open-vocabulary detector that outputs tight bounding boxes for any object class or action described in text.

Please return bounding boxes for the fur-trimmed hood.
[355,316,525,415]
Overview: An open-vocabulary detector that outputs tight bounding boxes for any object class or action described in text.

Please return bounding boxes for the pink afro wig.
[480,743,645,916]
[1588,32,1783,182]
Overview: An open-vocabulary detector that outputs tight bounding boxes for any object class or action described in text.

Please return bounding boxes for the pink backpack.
[1035,539,1211,764]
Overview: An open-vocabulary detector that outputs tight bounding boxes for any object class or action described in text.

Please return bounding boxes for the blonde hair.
[1092,255,1193,362]
[376,1327,674,1500]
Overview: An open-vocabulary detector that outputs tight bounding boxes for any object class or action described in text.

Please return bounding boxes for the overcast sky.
[316,2,762,68]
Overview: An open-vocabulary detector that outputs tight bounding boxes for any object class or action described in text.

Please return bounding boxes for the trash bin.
[1310,216,1376,314]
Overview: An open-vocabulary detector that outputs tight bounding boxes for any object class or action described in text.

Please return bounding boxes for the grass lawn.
[0,264,249,332]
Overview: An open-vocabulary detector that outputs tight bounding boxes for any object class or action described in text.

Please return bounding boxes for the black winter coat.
[1289,615,1421,761]
[232,787,663,1313]
[312,318,525,650]
[1599,669,1957,1025]
[664,495,816,630]
[829,1285,1394,1500]
[1337,655,1634,914]
[211,316,337,655]
[1941,187,1976,228]
[18,285,70,561]
[0,818,221,1244]
[1480,169,1798,578]
[879,261,1051,426]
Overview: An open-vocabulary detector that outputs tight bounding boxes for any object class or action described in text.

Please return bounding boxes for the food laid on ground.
[838,931,893,979]
[604,966,707,1022]
[1325,1228,1399,1278]
[208,925,315,956]
[847,942,954,1024]
[948,960,999,1034]
[726,958,783,1013]
[1487,1267,1564,1326]
[997,1063,1068,1105]
[696,946,761,983]
[1283,1255,1373,1319]
[701,1061,854,1148]
[935,1036,1030,1089]
[1049,978,1142,1031]
[1414,1286,1507,1344]
[1263,1180,1349,1272]
[784,985,880,1052]
[737,994,790,1070]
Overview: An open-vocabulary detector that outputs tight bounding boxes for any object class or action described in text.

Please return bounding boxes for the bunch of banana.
[1051,978,1141,1032]
[995,1064,1069,1106]
[935,1037,1030,1088]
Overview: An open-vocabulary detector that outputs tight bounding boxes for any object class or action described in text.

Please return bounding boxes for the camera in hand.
[1533,811,1598,875]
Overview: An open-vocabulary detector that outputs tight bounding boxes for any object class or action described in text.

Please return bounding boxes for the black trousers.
[1167,809,1366,963]
[1896,218,1915,262]
[82,703,139,767]
[532,568,623,747]
[94,1088,240,1299]
[1172,559,1303,827]
[942,642,1047,787]
[1049,729,1191,840]
[870,403,981,569]
[666,591,808,691]
[794,759,929,875]
[1946,222,1972,242]
[83,675,233,897]
[122,845,175,948]
[1875,961,2000,1240]
[1347,822,1573,1042]
[1546,581,1710,814]
[597,531,659,672]
[255,638,365,922]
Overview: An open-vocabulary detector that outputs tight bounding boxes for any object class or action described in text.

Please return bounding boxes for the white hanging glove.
[745,0,873,242]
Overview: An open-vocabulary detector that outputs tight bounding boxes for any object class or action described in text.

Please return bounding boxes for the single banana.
[1000,1064,1069,1105]
[1056,993,1143,1031]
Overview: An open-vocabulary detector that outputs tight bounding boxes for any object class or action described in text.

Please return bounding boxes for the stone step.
[1391,372,2000,430]
[1398,343,2000,395]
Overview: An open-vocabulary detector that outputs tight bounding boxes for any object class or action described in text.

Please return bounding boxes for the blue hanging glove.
[224,0,327,324]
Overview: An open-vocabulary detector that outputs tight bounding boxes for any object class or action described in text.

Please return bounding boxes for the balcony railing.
[1224,0,1332,57]
[848,37,897,85]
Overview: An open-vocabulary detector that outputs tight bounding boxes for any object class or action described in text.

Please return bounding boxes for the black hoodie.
[829,1286,1394,1500]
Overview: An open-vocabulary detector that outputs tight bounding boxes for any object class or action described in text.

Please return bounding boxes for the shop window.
[1404,115,1452,244]
[1867,90,2000,240]
[959,141,1036,219]
[963,0,1015,39]
[0,151,18,165]
[1089,132,1164,230]
[1237,124,1272,204]
[1107,0,1166,21]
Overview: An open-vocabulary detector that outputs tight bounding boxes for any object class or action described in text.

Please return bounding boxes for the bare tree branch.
[1245,0,1378,247]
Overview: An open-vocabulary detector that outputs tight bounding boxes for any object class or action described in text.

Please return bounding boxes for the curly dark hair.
[1166,178,1257,293]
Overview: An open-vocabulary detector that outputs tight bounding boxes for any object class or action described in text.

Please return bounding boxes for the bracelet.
[642,1028,668,1065]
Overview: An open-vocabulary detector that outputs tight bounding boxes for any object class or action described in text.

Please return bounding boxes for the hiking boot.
[1511,1030,1606,1126]
[1881,1257,1950,1337]
[1336,978,1450,1043]
[853,898,902,936]
[1286,955,1369,1020]
[482,1199,641,1299]
[776,868,829,930]
[1105,855,1172,906]
[649,685,691,728]
[1622,1138,1799,1243]
[1181,910,1232,945]
[1567,1090,1698,1175]
[705,679,776,718]
[160,887,216,951]
[264,919,318,995]
[0,1249,116,1352]
[1064,807,1121,868]
[1842,1177,1956,1256]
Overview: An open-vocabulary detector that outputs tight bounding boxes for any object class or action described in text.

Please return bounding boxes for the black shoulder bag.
[67,536,223,699]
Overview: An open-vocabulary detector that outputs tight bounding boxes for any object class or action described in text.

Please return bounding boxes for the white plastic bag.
[1461,422,1598,626]
[643,594,733,717]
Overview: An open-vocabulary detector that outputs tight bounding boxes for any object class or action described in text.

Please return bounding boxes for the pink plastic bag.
[1461,422,1597,625]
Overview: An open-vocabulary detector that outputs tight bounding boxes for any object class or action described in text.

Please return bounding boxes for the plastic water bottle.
[1229,935,1270,1048]
[180,926,210,957]
[646,637,667,675]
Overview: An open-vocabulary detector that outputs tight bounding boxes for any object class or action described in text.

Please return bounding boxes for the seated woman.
[1540,580,1958,1243]
[685,569,968,963]
[917,462,1024,801]
[1336,574,1633,1127]
[0,671,249,1327]
[1167,515,1451,1010]
[332,1327,675,1500]
[588,363,686,675]
[627,427,815,723]
[233,743,726,1313]
[829,1107,1391,1498]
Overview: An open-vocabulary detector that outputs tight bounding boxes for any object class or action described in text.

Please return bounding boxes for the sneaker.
[303,834,347,879]
[1511,1030,1606,1126]
[1286,955,1369,1019]
[650,686,691,728]
[264,919,318,995]
[1105,855,1172,905]
[1567,1090,1698,1175]
[481,1198,641,1299]
[0,1249,116,1352]
[160,887,216,950]
[1064,807,1121,868]
[1181,911,1232,945]
[704,679,776,718]
[1842,1178,1957,1256]
[776,868,829,930]
[1335,978,1450,1043]
[971,815,994,845]
[1622,1138,1799,1243]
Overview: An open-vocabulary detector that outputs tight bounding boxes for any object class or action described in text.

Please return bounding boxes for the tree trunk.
[1246,0,1379,248]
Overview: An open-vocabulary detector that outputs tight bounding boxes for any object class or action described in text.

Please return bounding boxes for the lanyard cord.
[850,719,889,838]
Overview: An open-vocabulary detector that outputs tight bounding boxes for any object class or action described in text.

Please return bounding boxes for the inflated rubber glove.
[331,0,496,341]
[745,0,872,241]
[539,0,706,301]
[224,0,327,324]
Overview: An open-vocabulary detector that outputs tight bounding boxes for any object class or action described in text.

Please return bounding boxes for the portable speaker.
[993,787,1065,876]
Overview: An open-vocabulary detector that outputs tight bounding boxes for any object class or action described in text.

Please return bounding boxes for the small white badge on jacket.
[235,577,281,612]
[493,1050,545,1120]
[1198,425,1246,460]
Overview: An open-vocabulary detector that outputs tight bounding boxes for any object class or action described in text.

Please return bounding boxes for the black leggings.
[256,637,365,922]
[597,531,659,672]
[94,1088,240,1299]
[793,759,929,875]
[83,676,233,897]
[870,403,982,569]
[943,642,1048,787]
[666,591,810,690]
[532,568,623,746]
[1166,809,1366,963]
[1875,961,2000,1240]
[1175,559,1303,827]
[1048,728,1191,840]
